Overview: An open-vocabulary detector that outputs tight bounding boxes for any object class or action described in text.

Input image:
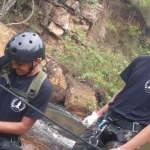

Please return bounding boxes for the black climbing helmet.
[4,31,45,63]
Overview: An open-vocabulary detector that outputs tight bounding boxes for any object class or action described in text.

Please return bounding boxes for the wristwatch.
[117,148,120,150]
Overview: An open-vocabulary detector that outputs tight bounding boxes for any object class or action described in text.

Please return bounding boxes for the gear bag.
[0,61,47,102]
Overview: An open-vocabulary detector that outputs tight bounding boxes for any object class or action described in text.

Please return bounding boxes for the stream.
[21,103,86,150]
[21,103,150,150]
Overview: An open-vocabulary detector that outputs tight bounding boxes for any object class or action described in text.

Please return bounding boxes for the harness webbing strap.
[27,70,47,99]
[10,70,47,102]
[11,87,28,98]
[0,61,14,88]
[3,73,11,87]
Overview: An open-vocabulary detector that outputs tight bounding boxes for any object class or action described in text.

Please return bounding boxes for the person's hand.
[82,111,99,127]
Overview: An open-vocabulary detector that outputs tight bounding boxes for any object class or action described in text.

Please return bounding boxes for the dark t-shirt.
[0,55,53,122]
[109,55,150,125]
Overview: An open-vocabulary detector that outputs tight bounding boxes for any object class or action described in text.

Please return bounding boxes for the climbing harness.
[86,113,112,150]
[0,133,21,149]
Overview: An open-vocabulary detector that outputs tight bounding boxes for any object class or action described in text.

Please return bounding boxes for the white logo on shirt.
[145,80,150,93]
[11,97,26,112]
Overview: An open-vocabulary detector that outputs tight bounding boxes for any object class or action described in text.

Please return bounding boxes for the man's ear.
[34,58,42,64]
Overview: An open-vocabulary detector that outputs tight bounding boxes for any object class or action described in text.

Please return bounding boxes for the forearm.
[120,124,150,150]
[0,116,36,135]
[97,102,110,116]
[97,88,124,116]
[0,121,27,135]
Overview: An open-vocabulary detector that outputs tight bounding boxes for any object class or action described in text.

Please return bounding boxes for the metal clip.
[132,122,139,133]
[11,138,17,147]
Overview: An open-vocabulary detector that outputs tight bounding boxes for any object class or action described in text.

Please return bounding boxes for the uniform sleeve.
[120,55,149,83]
[24,78,54,119]
[120,57,138,83]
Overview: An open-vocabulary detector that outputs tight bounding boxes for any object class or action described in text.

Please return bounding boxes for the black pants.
[0,136,22,150]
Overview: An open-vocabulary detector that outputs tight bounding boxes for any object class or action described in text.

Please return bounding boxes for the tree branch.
[0,0,17,21]
[6,0,34,26]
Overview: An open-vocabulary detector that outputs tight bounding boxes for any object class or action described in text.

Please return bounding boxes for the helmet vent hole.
[18,42,22,45]
[22,35,25,37]
[12,38,15,41]
[12,48,17,54]
[33,34,36,36]
[29,40,32,44]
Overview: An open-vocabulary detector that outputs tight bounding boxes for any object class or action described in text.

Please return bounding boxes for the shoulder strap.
[0,61,14,77]
[0,61,48,102]
[11,70,47,102]
[0,61,14,88]
[27,70,47,102]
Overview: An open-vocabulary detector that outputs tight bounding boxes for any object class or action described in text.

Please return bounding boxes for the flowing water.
[21,103,150,150]
[22,103,86,150]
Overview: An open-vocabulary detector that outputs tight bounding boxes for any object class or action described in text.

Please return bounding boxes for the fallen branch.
[6,0,34,26]
[0,0,17,21]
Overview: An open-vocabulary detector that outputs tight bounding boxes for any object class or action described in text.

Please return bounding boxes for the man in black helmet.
[0,31,53,149]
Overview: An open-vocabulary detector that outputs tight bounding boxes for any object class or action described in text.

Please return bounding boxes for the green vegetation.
[56,5,150,104]
[131,0,150,25]
[80,0,98,9]
[56,30,128,101]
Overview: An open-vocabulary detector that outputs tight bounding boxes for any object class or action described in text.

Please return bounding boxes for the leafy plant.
[80,0,98,9]
[56,30,129,102]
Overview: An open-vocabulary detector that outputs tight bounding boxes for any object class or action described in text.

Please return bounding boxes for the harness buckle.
[132,122,139,133]
[28,89,35,99]
[10,136,20,147]
[11,138,17,147]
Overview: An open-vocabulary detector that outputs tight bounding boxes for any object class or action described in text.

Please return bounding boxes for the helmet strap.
[23,59,43,76]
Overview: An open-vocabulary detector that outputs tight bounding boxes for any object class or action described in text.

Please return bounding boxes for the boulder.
[48,22,64,36]
[46,55,68,103]
[65,79,97,118]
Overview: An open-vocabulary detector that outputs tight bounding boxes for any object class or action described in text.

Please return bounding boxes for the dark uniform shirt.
[109,55,150,125]
[0,55,53,122]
